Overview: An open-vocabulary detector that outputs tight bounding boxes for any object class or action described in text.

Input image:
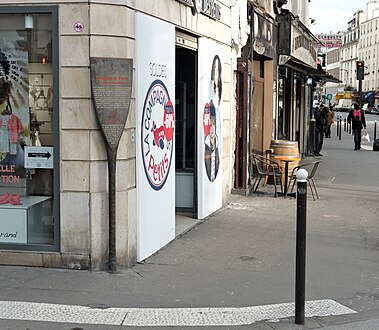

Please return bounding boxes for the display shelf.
[0,196,52,244]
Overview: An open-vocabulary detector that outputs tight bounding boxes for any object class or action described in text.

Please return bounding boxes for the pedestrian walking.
[314,105,328,156]
[325,106,335,138]
[347,102,366,150]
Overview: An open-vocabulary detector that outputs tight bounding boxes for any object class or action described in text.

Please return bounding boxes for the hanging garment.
[0,114,24,155]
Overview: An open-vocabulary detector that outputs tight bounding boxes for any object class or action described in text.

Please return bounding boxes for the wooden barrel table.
[270,140,300,172]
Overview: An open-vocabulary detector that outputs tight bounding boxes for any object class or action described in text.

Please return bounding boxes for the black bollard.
[295,169,308,325]
[339,117,342,140]
[344,118,346,132]
[374,121,377,141]
[337,116,341,136]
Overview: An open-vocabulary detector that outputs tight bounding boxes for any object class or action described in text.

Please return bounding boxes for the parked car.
[371,106,379,115]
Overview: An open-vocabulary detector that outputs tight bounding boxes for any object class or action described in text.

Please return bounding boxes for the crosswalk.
[0,299,356,327]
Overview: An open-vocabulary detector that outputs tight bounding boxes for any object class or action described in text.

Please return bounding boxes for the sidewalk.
[0,126,378,329]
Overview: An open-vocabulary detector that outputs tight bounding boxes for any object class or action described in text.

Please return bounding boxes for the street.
[0,126,378,329]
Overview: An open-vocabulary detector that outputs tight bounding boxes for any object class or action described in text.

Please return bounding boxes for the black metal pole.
[336,116,339,137]
[344,118,346,132]
[309,119,316,156]
[339,117,342,140]
[106,147,117,273]
[358,80,363,104]
[295,171,307,325]
[374,121,377,141]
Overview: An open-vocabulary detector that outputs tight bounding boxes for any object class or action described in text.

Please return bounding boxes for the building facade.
[0,1,241,270]
[325,47,343,105]
[0,0,338,270]
[233,0,277,193]
[359,16,379,93]
[340,11,364,92]
[277,11,319,156]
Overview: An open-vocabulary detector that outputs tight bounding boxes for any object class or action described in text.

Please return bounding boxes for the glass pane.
[0,13,54,246]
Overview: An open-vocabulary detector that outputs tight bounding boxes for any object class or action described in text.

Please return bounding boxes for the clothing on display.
[0,113,24,155]
[0,192,22,205]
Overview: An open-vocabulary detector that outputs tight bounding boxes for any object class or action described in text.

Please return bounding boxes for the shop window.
[0,9,57,250]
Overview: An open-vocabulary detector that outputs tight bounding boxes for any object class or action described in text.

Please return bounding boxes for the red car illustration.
[152,121,166,149]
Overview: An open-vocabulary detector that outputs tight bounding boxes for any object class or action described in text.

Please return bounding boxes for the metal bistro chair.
[288,160,322,201]
[251,153,283,197]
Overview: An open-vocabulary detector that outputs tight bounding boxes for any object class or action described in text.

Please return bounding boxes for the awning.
[363,91,376,101]
[279,55,341,83]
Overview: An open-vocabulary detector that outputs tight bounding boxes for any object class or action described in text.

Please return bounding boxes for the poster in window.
[0,32,30,181]
[198,38,223,219]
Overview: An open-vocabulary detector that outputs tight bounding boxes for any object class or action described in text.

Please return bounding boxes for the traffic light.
[356,61,364,80]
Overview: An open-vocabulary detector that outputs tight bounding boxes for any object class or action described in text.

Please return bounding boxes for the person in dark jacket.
[314,105,328,156]
[347,103,366,150]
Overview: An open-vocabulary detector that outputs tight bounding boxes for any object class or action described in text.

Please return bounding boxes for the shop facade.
[277,11,340,156]
[277,12,319,156]
[234,1,277,194]
[0,1,239,270]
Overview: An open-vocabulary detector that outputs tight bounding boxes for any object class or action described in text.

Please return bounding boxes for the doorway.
[175,45,199,233]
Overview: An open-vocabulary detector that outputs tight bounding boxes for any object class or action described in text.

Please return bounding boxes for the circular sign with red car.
[141,80,175,190]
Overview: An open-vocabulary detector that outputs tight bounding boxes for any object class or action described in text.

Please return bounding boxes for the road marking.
[0,299,356,326]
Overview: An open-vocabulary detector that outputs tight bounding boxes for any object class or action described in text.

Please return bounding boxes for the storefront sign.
[90,58,133,151]
[175,0,220,19]
[141,81,174,190]
[253,13,274,58]
[291,24,317,67]
[316,34,342,48]
[0,209,27,243]
[176,0,194,7]
[24,146,54,169]
[136,13,175,262]
[202,0,221,20]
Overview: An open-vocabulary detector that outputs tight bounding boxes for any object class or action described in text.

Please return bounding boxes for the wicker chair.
[251,153,283,197]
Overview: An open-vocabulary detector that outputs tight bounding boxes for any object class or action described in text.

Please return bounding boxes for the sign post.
[90,57,133,272]
[326,93,332,106]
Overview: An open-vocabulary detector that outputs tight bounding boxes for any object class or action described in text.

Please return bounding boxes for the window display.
[0,12,55,247]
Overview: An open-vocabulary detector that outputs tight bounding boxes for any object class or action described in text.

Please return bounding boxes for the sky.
[309,0,368,34]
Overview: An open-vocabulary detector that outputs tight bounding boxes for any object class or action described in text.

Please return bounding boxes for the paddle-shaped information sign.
[90,58,133,272]
[91,58,133,150]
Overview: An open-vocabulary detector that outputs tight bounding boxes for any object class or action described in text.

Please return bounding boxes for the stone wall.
[0,0,236,270]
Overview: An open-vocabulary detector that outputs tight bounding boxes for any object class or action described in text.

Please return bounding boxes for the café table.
[271,155,301,198]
